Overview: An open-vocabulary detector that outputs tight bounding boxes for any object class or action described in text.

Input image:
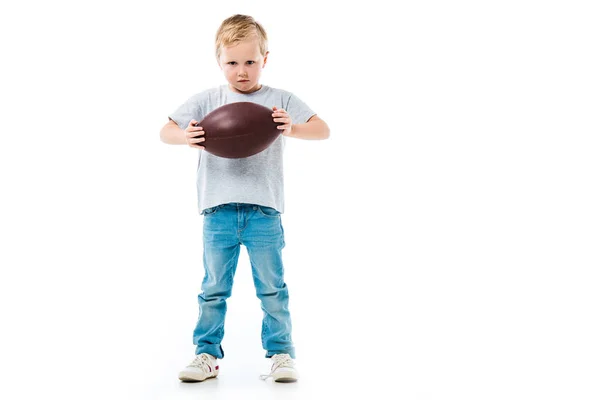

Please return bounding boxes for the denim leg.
[243,206,295,358]
[193,206,240,359]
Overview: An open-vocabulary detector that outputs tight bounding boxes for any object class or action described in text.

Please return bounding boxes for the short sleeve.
[168,92,208,130]
[285,93,316,124]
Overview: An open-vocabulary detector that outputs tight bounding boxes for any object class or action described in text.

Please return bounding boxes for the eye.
[247,61,255,65]
[228,61,237,65]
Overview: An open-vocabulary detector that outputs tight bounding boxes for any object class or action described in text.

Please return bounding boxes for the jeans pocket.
[203,206,221,216]
[256,205,280,218]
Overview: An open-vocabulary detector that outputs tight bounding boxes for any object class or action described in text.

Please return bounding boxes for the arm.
[160,119,187,144]
[160,119,206,149]
[285,115,330,140]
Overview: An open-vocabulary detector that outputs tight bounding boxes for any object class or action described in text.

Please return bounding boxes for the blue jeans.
[193,203,295,359]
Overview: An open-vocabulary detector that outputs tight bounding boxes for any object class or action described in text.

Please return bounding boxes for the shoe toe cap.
[272,367,298,382]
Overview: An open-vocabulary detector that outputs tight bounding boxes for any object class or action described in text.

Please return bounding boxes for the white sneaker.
[178,353,219,382]
[260,354,298,382]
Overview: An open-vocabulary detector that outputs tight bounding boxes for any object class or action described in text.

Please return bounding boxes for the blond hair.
[215,14,268,60]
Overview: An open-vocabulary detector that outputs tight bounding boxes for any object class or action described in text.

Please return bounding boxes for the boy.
[159,14,329,383]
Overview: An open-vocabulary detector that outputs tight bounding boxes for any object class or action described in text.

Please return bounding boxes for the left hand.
[272,106,293,136]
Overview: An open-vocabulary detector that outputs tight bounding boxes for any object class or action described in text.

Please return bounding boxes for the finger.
[273,118,288,123]
[191,137,206,143]
[188,129,205,136]
[189,119,197,126]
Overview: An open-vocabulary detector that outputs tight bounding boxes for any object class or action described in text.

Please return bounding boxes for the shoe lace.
[188,354,213,373]
[259,354,295,380]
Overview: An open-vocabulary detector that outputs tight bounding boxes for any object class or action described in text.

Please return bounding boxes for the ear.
[262,51,269,68]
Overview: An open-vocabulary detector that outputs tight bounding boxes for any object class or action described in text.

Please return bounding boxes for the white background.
[1,0,599,399]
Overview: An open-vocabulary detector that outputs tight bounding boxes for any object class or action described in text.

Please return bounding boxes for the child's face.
[218,38,268,94]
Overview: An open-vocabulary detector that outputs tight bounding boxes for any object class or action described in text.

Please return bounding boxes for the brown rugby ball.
[195,102,283,158]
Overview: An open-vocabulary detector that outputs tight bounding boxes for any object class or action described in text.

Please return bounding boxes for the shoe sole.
[178,374,218,383]
[274,377,297,383]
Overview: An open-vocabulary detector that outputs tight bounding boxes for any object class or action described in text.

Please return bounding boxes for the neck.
[229,83,262,94]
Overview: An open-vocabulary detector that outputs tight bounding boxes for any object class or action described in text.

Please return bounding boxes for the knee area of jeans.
[256,288,289,304]
[199,287,233,300]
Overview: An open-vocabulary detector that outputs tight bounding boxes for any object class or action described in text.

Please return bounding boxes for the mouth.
[238,80,249,83]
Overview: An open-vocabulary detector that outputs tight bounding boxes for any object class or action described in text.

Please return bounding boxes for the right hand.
[185,120,206,150]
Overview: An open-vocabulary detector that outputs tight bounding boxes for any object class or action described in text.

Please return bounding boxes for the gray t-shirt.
[169,84,315,214]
